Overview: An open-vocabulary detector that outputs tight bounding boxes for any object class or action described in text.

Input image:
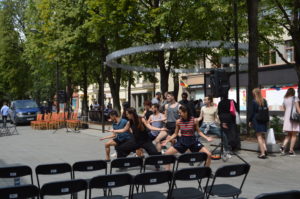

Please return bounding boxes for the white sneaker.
[110,152,117,158]
[222,152,232,162]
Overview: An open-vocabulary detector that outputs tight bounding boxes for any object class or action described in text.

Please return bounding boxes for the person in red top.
[164,105,213,168]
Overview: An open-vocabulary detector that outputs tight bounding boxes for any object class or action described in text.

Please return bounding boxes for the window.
[285,40,294,62]
[262,50,276,65]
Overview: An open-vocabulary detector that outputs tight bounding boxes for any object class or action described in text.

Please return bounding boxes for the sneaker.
[110,152,117,158]
[280,146,286,155]
[222,152,232,162]
[288,151,296,156]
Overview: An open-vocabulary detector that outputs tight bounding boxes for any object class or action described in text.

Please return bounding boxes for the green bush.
[270,115,283,134]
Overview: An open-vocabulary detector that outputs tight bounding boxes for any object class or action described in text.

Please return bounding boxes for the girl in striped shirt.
[164,105,213,167]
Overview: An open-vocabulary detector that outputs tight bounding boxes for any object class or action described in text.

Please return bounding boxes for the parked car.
[10,100,41,124]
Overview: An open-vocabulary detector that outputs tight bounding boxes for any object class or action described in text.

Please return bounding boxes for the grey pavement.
[0,125,300,198]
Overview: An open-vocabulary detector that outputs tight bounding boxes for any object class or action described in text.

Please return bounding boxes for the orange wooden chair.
[40,113,51,129]
[56,112,67,127]
[48,112,60,129]
[66,112,80,129]
[30,114,44,129]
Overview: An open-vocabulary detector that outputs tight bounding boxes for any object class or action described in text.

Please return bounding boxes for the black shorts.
[148,132,157,141]
[173,137,203,154]
[166,122,176,136]
[113,138,127,146]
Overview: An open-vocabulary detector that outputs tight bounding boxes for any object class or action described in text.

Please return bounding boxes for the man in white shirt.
[1,102,10,128]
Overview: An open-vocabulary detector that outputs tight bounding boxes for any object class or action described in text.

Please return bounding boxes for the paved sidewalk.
[0,126,299,198]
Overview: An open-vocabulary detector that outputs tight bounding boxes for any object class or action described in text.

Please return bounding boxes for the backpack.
[255,100,269,123]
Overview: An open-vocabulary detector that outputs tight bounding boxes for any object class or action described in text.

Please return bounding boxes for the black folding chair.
[175,152,207,170]
[143,155,176,172]
[35,163,72,189]
[206,164,250,199]
[131,171,173,199]
[110,157,143,174]
[72,160,107,179]
[0,165,34,185]
[169,167,211,199]
[0,184,39,199]
[89,173,132,199]
[255,190,300,199]
[40,179,88,199]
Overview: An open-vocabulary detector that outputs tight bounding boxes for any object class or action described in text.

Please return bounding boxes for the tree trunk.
[128,71,132,106]
[247,0,259,134]
[82,65,88,117]
[173,73,179,101]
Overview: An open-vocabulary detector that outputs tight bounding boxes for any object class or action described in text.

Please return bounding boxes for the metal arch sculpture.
[105,40,248,73]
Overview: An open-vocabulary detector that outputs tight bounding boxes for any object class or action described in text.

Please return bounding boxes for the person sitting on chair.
[148,104,167,152]
[197,96,231,159]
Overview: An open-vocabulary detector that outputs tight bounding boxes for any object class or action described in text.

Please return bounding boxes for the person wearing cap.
[100,110,133,161]
[151,92,161,105]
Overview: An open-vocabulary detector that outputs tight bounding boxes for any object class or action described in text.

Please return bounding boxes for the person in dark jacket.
[249,88,269,159]
[179,92,195,117]
[218,94,240,152]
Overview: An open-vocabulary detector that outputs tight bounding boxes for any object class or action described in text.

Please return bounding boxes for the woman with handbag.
[281,88,300,156]
[249,88,269,159]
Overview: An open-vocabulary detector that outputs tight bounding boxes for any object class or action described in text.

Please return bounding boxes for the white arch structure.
[105,40,249,73]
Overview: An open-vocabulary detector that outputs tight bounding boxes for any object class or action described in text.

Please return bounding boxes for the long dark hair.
[126,107,145,131]
[284,88,295,98]
[179,105,191,121]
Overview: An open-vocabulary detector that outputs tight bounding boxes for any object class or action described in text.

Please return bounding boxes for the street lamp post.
[234,0,240,111]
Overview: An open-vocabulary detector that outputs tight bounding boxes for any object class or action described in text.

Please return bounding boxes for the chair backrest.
[132,171,172,196]
[176,152,207,170]
[255,190,300,199]
[0,165,33,185]
[36,114,43,121]
[89,173,132,198]
[133,171,173,186]
[51,112,58,120]
[40,179,87,198]
[170,167,212,197]
[144,155,176,171]
[173,167,211,181]
[35,163,72,188]
[0,184,39,199]
[72,160,107,178]
[208,164,250,198]
[215,164,250,178]
[43,113,51,121]
[110,157,143,174]
[72,112,78,120]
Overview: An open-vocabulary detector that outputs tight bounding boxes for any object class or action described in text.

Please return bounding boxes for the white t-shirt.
[201,106,218,123]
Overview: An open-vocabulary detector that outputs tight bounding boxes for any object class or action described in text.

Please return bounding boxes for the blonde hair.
[252,88,265,106]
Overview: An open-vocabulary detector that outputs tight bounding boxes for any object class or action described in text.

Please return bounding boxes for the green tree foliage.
[0,0,31,100]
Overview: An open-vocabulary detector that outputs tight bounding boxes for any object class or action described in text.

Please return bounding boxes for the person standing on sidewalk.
[1,102,10,128]
[281,88,300,156]
[249,88,269,159]
[164,91,181,143]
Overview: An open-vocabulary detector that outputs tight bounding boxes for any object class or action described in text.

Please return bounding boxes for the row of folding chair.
[0,153,207,188]
[0,164,251,199]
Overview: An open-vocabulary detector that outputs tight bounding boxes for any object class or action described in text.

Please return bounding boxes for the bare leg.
[282,132,291,148]
[199,147,212,167]
[136,148,144,157]
[256,133,266,156]
[290,132,298,152]
[154,131,168,152]
[164,147,179,170]
[105,140,117,161]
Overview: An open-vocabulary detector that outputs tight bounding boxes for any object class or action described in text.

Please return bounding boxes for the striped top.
[178,117,195,136]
